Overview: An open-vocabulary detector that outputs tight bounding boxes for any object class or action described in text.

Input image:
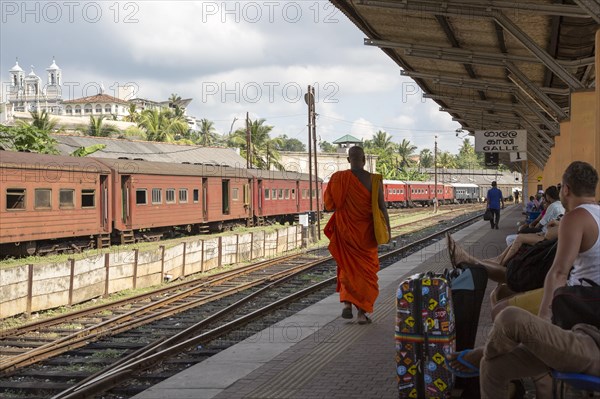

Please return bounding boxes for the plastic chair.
[552,370,600,398]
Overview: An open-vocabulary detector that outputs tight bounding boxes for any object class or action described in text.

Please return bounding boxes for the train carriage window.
[285,189,289,199]
[152,188,162,204]
[82,189,95,207]
[193,189,199,203]
[278,189,283,199]
[6,188,26,210]
[291,189,295,199]
[166,189,176,204]
[34,189,52,209]
[232,188,239,200]
[136,189,147,205]
[59,189,75,209]
[272,189,276,200]
[264,188,270,200]
[179,189,188,203]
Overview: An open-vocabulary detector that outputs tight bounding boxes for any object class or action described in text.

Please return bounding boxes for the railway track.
[0,209,483,399]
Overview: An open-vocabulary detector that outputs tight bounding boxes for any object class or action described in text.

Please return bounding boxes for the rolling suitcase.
[396,273,455,399]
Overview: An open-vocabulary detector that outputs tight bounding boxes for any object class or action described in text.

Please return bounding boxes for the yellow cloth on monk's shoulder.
[324,170,379,313]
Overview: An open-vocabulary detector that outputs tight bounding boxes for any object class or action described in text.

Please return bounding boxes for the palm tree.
[419,149,434,168]
[137,109,188,142]
[197,118,219,146]
[85,116,119,137]
[230,118,283,170]
[397,138,417,167]
[370,130,394,152]
[19,110,58,132]
[124,103,139,123]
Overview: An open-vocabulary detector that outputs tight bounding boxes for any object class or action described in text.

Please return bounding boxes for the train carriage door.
[120,175,131,228]
[202,178,208,220]
[222,179,230,215]
[257,180,263,216]
[296,181,300,212]
[101,175,110,231]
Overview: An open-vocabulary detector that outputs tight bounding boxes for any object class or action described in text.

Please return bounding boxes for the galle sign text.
[474,130,527,153]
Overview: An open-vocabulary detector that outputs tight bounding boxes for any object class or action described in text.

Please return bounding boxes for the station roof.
[52,134,247,168]
[330,0,598,170]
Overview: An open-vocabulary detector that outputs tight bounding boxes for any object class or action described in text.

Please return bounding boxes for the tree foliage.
[70,144,107,157]
[230,118,284,170]
[0,124,58,154]
[319,140,337,153]
[84,115,119,137]
[274,134,306,152]
[137,109,189,142]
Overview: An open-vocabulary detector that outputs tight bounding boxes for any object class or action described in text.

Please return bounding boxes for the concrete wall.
[0,226,303,319]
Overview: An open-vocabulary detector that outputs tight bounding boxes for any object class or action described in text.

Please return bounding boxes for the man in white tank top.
[447,162,600,398]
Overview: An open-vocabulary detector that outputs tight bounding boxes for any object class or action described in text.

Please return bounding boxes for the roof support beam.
[517,114,554,152]
[358,1,592,18]
[365,40,596,68]
[361,2,588,89]
[402,71,569,97]
[424,94,521,112]
[505,61,568,120]
[514,92,560,136]
[527,145,547,169]
[492,11,584,90]
[573,0,600,24]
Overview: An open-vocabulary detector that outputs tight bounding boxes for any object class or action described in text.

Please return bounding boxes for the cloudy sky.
[1,1,465,153]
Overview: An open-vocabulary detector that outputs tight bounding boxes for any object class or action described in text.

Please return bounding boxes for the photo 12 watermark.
[200,81,339,104]
[199,1,339,24]
[1,1,140,24]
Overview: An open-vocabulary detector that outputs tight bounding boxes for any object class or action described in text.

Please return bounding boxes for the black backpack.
[505,238,558,293]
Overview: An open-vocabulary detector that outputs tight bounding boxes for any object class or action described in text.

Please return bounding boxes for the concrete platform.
[133,206,523,399]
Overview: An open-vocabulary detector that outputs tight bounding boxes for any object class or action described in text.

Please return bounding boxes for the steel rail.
[50,212,483,398]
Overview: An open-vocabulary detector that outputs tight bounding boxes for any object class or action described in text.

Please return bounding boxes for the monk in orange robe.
[324,146,390,324]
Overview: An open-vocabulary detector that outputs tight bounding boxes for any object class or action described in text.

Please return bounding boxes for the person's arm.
[537,212,582,321]
[323,175,336,212]
[377,182,392,241]
[501,193,505,209]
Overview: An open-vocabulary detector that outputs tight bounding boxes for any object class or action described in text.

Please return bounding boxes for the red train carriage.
[0,151,112,256]
[383,180,408,208]
[97,158,253,241]
[430,183,455,205]
[248,169,321,225]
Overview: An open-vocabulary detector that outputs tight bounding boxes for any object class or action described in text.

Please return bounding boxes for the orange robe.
[324,170,379,313]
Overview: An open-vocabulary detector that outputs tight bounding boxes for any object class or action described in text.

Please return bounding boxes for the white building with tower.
[7,58,63,114]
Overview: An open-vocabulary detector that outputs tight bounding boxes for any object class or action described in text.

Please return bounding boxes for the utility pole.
[311,86,321,240]
[245,112,251,168]
[434,135,438,213]
[305,86,313,213]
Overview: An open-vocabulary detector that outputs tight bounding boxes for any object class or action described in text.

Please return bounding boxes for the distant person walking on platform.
[487,181,505,229]
[514,190,520,204]
[324,146,391,325]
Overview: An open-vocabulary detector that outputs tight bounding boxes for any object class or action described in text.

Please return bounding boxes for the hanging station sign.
[474,130,527,153]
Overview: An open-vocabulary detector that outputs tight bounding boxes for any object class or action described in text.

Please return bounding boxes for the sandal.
[357,313,372,325]
[445,349,480,378]
[341,306,353,319]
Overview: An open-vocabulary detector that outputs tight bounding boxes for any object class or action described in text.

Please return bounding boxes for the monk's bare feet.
[341,302,353,319]
[357,310,372,325]
[446,347,483,375]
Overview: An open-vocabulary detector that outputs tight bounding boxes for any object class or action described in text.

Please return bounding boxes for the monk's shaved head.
[347,146,366,170]
[348,146,364,160]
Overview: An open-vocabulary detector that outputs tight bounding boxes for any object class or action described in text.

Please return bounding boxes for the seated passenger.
[447,219,559,286]
[445,161,600,398]
[509,186,564,242]
[525,196,536,213]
